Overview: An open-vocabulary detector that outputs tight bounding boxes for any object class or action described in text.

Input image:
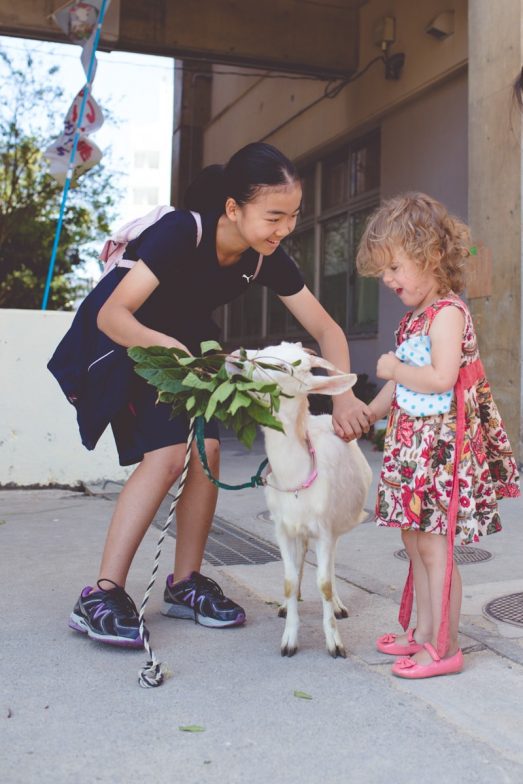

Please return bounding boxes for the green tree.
[0,48,119,309]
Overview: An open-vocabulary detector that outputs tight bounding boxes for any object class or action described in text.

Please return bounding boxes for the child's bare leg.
[391,530,432,645]
[413,531,461,663]
[171,438,219,582]
[96,439,219,588]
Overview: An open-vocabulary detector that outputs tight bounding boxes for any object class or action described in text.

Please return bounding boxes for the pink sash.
[398,358,485,656]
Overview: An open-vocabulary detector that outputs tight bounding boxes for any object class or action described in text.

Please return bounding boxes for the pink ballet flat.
[391,642,464,679]
[376,627,424,656]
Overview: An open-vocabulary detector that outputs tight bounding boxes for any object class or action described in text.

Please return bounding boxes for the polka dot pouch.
[395,335,454,417]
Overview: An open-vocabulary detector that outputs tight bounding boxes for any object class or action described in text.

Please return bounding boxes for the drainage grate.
[483,593,523,628]
[203,517,281,566]
[394,546,492,565]
[152,499,280,566]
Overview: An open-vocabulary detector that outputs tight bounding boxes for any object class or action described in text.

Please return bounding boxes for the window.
[132,186,159,206]
[319,131,380,334]
[134,150,160,169]
[222,130,380,345]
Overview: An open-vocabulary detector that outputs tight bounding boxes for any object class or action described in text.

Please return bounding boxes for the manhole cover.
[394,547,492,565]
[483,593,523,628]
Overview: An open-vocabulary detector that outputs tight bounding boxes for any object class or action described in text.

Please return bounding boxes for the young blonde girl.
[357,193,520,679]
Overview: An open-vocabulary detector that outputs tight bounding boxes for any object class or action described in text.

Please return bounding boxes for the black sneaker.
[69,580,143,648]
[162,571,246,628]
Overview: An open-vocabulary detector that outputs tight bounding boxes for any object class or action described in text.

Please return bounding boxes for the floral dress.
[377,294,520,544]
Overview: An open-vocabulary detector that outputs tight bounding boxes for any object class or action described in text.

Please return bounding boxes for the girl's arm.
[97,260,191,352]
[368,380,395,420]
[376,306,465,392]
[279,286,374,439]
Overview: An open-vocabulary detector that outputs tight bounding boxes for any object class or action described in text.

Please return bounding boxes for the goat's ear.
[309,355,343,373]
[307,372,357,396]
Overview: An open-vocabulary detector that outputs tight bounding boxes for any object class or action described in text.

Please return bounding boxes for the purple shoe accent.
[68,618,87,633]
[69,583,142,647]
[162,572,246,628]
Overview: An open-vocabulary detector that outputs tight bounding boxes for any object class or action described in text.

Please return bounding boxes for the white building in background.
[113,55,174,227]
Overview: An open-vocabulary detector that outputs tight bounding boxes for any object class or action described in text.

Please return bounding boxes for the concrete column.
[171,60,213,206]
[468,0,523,460]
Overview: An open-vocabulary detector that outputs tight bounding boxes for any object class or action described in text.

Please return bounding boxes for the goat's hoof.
[278,606,287,618]
[281,645,298,657]
[334,608,349,620]
[329,645,347,659]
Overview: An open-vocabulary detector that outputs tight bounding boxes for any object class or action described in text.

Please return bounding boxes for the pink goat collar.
[264,433,318,497]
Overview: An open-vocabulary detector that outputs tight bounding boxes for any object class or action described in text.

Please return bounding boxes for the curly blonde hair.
[356,192,472,294]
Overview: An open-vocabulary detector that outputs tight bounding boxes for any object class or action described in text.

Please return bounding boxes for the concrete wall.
[204,0,468,163]
[0,310,132,487]
[373,71,468,363]
[201,0,469,387]
[468,0,523,457]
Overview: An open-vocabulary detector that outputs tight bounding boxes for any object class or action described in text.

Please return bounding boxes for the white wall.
[0,310,132,487]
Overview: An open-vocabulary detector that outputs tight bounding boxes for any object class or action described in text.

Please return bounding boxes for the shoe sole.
[161,602,246,628]
[69,613,143,648]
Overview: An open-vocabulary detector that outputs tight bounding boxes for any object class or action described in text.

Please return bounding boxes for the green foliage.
[128,341,296,449]
[0,48,119,309]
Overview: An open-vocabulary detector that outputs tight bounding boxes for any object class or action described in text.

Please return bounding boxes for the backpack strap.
[252,253,264,281]
[189,211,202,247]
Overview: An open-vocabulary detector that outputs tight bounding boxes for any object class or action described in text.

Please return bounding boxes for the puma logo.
[242,273,254,283]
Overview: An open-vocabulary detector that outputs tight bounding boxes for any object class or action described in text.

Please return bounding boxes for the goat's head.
[227,341,357,398]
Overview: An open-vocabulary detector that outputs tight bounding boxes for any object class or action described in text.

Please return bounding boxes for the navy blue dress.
[111,209,304,465]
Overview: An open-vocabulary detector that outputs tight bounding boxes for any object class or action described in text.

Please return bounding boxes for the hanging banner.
[44,88,104,184]
[52,0,111,77]
[45,1,111,182]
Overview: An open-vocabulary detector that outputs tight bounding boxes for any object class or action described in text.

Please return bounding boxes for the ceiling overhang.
[0,0,363,78]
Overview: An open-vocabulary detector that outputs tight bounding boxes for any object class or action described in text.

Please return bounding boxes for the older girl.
[68,142,372,647]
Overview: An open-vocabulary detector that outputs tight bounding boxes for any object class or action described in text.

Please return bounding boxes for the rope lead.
[137,418,196,688]
[136,416,268,687]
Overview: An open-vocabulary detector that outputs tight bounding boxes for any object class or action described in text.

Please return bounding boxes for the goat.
[230,342,372,658]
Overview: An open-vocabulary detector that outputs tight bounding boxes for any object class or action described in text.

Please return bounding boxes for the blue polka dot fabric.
[395,335,453,417]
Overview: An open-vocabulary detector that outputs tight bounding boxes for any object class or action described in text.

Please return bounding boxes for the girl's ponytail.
[184,164,226,212]
[184,142,299,214]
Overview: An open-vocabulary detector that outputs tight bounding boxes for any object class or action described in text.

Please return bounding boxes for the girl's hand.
[377,351,400,381]
[332,393,374,441]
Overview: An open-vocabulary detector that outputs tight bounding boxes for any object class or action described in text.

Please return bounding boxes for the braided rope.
[137,418,195,688]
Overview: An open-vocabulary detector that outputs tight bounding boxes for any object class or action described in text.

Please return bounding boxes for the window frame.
[222,129,380,345]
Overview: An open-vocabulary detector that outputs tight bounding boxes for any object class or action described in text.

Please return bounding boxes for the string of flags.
[45,1,111,184]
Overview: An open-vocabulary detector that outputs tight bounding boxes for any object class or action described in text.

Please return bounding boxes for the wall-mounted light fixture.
[425,10,455,40]
[372,15,406,80]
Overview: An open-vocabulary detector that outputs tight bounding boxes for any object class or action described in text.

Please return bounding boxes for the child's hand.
[377,351,400,381]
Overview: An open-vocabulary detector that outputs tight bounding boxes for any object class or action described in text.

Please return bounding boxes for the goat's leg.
[278,534,307,617]
[328,540,349,619]
[275,526,301,656]
[315,536,346,658]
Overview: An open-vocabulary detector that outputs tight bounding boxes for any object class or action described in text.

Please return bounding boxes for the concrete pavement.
[1,435,523,783]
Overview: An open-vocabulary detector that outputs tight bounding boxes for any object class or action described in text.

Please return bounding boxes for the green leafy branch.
[128,340,299,449]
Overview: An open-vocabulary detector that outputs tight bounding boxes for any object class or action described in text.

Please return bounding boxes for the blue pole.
[41,0,109,310]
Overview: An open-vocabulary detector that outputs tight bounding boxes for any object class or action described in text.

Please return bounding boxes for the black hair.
[184,142,299,213]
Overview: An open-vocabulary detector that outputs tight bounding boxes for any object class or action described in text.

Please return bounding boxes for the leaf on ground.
[179,724,205,732]
[293,690,312,700]
[0,520,6,526]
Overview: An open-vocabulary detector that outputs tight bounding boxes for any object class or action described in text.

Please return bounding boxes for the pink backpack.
[98,205,264,280]
[98,206,202,277]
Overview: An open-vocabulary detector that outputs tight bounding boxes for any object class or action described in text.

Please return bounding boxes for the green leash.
[195,416,268,490]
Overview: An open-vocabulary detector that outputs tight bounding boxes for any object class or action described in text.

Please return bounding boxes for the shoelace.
[193,574,224,599]
[96,579,138,618]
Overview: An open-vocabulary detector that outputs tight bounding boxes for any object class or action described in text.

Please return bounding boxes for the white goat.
[232,342,372,658]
